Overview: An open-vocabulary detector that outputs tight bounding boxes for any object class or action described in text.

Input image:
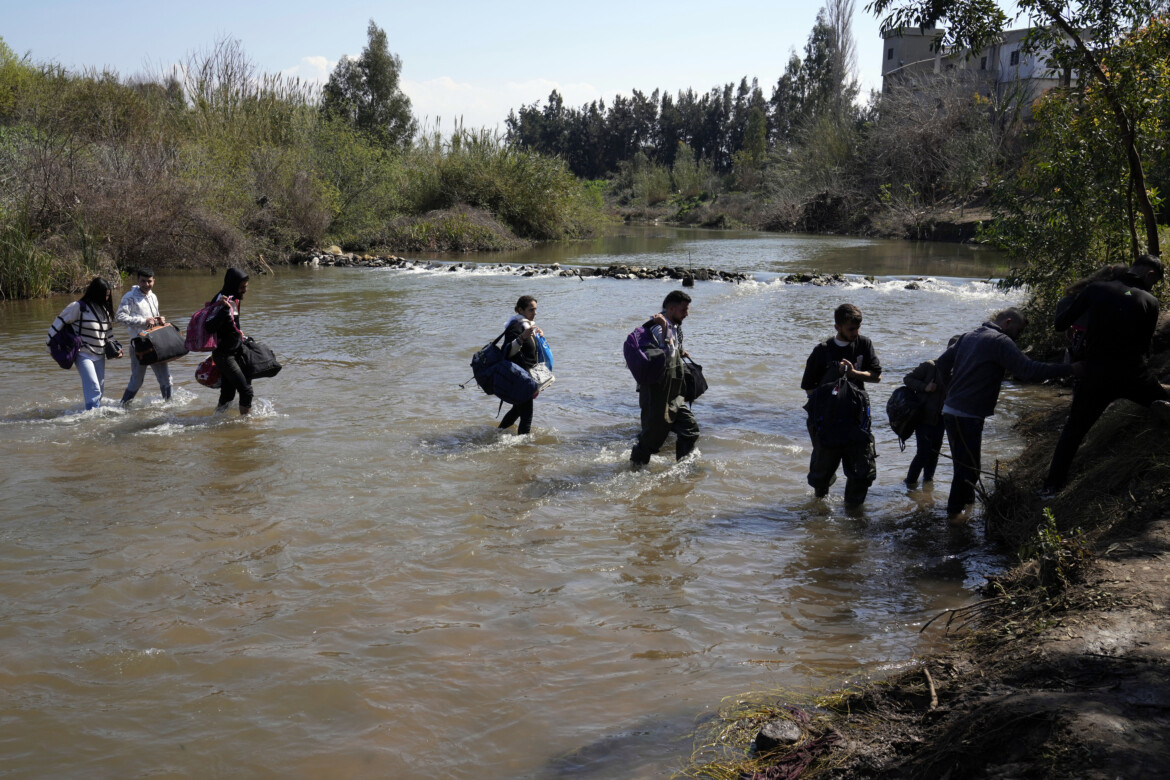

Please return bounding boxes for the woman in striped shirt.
[46,277,122,410]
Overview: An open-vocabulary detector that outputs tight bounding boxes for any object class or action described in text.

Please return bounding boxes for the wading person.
[902,335,959,487]
[801,303,882,505]
[206,268,253,415]
[630,290,699,468]
[936,308,1077,522]
[116,267,173,405]
[1042,255,1170,493]
[47,277,122,411]
[498,295,542,435]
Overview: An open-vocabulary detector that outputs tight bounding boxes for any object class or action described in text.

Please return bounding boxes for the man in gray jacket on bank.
[935,308,1081,522]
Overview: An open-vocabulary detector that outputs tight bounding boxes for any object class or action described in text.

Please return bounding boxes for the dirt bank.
[687,353,1170,779]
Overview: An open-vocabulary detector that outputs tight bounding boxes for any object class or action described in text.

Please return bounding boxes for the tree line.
[505,0,860,181]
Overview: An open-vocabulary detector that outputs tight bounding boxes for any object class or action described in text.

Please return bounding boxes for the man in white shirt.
[116,268,173,405]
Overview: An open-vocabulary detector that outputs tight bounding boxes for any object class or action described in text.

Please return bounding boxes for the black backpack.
[804,376,872,447]
[886,385,924,450]
[466,331,539,406]
[469,332,507,397]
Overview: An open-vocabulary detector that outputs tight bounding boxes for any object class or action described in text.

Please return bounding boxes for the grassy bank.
[0,40,606,299]
[681,343,1170,778]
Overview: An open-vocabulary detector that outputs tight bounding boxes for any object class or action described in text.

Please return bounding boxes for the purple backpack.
[49,323,83,369]
[48,301,90,369]
[623,319,666,386]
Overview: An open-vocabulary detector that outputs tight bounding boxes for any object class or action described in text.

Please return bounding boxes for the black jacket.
[801,335,882,392]
[1054,273,1160,365]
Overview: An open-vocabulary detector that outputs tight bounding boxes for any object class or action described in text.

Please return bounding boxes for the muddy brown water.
[0,228,1061,777]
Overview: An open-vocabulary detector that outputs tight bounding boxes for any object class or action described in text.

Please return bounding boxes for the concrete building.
[881,25,1076,110]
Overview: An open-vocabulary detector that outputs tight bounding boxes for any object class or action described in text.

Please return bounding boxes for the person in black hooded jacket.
[498,295,542,435]
[206,267,253,415]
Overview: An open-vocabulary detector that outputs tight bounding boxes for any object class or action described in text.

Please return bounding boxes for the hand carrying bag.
[682,356,708,403]
[104,338,124,359]
[239,338,282,380]
[535,333,554,370]
[528,363,555,393]
[132,323,189,365]
[48,325,83,369]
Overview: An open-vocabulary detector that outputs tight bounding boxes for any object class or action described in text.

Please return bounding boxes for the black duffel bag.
[239,337,282,379]
[682,356,708,403]
[132,323,189,365]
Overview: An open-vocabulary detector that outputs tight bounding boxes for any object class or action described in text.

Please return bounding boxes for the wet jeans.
[215,351,253,410]
[75,351,106,410]
[123,349,173,401]
[907,419,945,483]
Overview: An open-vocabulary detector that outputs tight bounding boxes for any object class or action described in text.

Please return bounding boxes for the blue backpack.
[623,319,666,386]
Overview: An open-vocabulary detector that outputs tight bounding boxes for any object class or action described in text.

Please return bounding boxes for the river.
[0,227,1056,778]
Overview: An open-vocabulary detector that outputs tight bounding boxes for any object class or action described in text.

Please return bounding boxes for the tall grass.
[0,221,51,299]
[0,36,605,297]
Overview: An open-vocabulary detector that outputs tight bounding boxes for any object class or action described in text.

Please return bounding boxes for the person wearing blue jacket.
[936,308,1079,522]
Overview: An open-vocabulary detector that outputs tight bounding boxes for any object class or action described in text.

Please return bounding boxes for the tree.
[321,20,416,150]
[985,16,1170,315]
[867,0,1165,257]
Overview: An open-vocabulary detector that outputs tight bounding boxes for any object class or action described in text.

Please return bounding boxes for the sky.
[2,0,893,132]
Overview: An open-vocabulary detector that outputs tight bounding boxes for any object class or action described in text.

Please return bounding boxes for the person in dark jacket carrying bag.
[801,303,882,505]
[206,268,253,416]
[498,295,542,435]
[902,334,960,487]
[630,290,699,468]
[1042,255,1170,493]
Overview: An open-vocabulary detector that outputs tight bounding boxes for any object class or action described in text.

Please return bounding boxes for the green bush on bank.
[0,36,606,298]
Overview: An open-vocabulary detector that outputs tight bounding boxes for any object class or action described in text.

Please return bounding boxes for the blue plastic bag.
[535,333,553,369]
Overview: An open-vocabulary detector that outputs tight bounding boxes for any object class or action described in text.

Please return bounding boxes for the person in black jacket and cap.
[1042,254,1170,493]
[206,268,253,415]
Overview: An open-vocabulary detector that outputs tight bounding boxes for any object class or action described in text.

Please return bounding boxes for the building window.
[1010,50,1020,66]
[887,48,894,61]
[980,56,987,70]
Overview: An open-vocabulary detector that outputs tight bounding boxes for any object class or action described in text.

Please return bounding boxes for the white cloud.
[402,76,603,133]
[281,55,335,86]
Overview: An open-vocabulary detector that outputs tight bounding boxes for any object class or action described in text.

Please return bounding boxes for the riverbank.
[686,346,1170,778]
[615,197,989,244]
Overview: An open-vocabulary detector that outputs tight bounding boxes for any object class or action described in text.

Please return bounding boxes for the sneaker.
[814,487,829,499]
